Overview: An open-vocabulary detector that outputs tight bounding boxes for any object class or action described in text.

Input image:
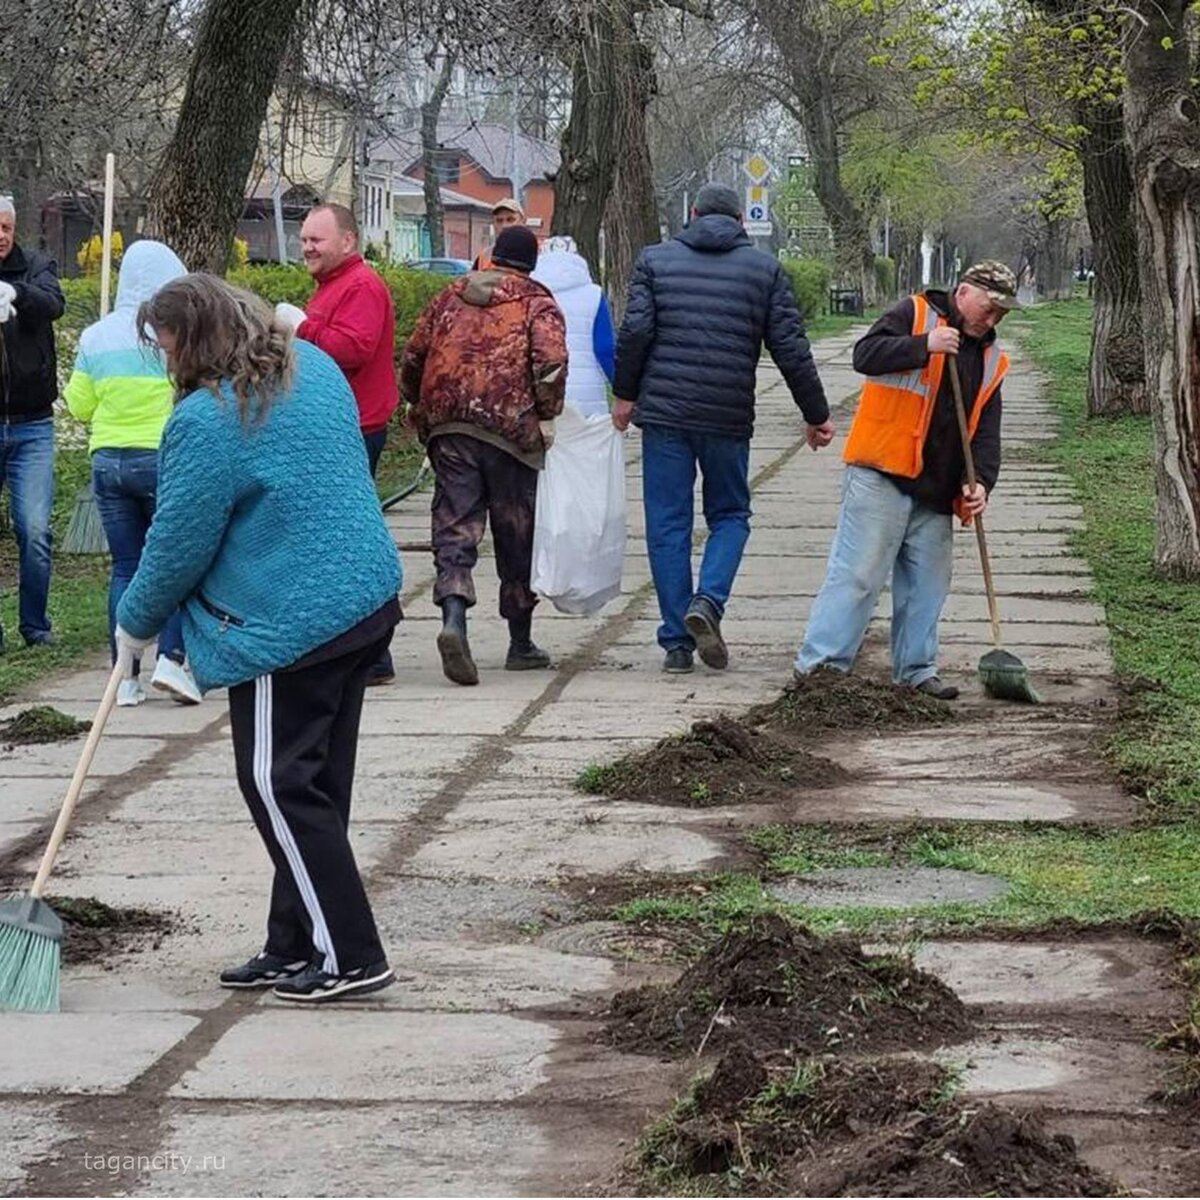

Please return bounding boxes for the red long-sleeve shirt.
[297,255,397,432]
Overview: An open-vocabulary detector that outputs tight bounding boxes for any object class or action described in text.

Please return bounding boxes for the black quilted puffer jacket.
[612,215,829,439]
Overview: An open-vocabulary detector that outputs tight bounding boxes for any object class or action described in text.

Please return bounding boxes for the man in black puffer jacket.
[0,196,65,651]
[612,183,833,674]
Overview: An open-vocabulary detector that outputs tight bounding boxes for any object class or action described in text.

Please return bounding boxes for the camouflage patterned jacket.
[400,269,568,455]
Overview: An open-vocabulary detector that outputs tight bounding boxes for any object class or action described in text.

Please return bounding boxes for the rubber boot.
[437,596,479,686]
[505,611,550,671]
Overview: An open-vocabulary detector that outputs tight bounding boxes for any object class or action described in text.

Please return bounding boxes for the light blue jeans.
[796,466,954,686]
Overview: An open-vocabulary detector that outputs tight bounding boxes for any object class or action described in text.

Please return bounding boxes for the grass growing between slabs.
[1017,298,1200,819]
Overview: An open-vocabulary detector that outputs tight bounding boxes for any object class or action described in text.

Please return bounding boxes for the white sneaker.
[151,657,202,705]
[116,678,146,707]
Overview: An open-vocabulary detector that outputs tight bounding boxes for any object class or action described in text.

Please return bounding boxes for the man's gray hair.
[693,183,741,219]
[0,196,14,218]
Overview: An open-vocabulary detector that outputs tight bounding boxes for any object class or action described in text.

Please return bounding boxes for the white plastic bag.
[532,405,627,615]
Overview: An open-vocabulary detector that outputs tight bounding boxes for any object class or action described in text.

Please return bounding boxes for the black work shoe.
[684,595,728,670]
[663,647,695,674]
[914,676,960,701]
[272,959,396,1003]
[219,951,309,989]
[506,642,550,670]
[365,665,395,687]
[437,596,478,686]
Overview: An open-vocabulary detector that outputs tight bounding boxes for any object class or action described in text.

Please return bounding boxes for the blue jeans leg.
[695,434,751,616]
[93,448,186,670]
[795,466,911,674]
[641,425,697,651]
[1,420,55,644]
[890,503,954,686]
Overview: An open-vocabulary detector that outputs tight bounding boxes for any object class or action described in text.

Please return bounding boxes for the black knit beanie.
[492,226,539,273]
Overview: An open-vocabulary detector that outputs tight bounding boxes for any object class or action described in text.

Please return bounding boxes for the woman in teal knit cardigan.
[117,275,402,1003]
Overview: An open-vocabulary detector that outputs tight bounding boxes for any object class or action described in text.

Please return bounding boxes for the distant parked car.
[405,257,471,276]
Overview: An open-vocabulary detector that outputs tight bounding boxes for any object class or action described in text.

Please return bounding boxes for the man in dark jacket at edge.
[612,183,834,675]
[795,260,1019,700]
[0,196,66,652]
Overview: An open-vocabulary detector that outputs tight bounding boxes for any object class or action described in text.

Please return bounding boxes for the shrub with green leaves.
[781,258,832,320]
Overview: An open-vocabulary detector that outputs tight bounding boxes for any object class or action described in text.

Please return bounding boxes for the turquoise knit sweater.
[117,339,402,692]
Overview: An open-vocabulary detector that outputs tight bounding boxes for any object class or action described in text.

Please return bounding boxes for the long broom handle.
[946,354,1003,650]
[99,153,115,319]
[30,653,128,898]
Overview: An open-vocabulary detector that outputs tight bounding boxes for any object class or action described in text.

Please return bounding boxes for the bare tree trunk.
[146,0,300,272]
[1123,0,1200,577]
[552,1,624,280]
[1078,103,1148,415]
[603,33,661,319]
[421,51,456,259]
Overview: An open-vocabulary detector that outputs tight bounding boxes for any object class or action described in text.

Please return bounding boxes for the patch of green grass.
[576,762,621,794]
[613,873,775,931]
[1018,299,1200,817]
[756,821,1200,935]
[804,309,879,342]
[373,424,427,501]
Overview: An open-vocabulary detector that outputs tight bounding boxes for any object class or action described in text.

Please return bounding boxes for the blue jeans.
[641,425,751,651]
[0,418,55,644]
[92,448,185,672]
[796,466,954,686]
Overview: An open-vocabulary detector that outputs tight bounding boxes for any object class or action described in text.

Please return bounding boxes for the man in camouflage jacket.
[400,225,568,687]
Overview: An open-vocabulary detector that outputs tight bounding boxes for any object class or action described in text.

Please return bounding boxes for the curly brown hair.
[138,274,294,423]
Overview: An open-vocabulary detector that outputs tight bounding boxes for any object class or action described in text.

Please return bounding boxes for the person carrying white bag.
[532,404,626,615]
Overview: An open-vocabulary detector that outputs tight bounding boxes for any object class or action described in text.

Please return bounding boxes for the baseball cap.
[492,197,525,218]
[960,260,1021,310]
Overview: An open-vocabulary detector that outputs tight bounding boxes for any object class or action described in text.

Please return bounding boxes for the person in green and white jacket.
[65,240,201,706]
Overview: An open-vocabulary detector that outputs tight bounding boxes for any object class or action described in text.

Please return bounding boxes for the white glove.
[539,419,556,450]
[274,302,306,331]
[0,281,16,323]
[115,625,154,656]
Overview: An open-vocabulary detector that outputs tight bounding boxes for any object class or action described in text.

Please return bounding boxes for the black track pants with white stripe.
[229,638,387,974]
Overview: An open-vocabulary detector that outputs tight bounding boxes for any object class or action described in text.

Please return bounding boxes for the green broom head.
[979,648,1041,704]
[0,895,63,1012]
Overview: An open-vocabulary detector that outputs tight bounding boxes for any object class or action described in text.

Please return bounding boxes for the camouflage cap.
[960,260,1021,309]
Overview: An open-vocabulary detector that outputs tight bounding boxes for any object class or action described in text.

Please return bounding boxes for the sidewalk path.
[0,331,1140,1196]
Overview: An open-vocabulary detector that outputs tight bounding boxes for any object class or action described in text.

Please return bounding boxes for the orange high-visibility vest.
[843,294,1008,482]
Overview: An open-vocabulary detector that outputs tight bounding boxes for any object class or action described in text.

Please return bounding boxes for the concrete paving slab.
[407,819,727,881]
[172,1011,554,1102]
[772,866,1010,909]
[0,737,166,778]
[0,1013,199,1094]
[0,1099,69,1188]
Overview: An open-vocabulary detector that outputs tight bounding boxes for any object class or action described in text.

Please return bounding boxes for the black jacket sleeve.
[972,386,1002,492]
[612,251,655,400]
[12,252,65,324]
[765,265,829,424]
[852,297,929,376]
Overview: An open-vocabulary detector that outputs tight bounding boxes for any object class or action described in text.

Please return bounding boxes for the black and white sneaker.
[219,951,308,989]
[272,959,396,1003]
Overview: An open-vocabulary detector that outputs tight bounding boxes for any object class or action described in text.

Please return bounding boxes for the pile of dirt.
[753,668,957,733]
[607,913,970,1057]
[578,714,849,807]
[2,706,90,746]
[48,895,174,966]
[640,1051,1115,1197]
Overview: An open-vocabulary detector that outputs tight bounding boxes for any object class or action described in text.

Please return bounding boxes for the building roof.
[391,173,496,213]
[373,120,559,185]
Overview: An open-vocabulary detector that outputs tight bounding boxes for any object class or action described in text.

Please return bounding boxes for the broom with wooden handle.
[63,152,116,556]
[0,649,130,1010]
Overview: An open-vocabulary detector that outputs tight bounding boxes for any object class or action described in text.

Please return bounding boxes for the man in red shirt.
[294,203,399,684]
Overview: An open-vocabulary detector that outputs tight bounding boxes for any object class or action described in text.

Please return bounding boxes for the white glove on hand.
[0,280,16,323]
[274,302,306,331]
[115,625,154,656]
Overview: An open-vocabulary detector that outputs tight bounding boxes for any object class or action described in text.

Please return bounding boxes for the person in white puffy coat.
[532,237,615,417]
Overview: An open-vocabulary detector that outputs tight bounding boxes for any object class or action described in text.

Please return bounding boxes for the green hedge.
[781,258,832,320]
[61,265,449,354]
[874,255,896,301]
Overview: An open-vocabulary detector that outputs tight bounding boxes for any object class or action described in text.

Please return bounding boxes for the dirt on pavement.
[2,705,90,746]
[49,895,176,966]
[606,913,969,1058]
[637,1052,1117,1197]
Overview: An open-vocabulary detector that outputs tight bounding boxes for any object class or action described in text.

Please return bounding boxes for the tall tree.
[1122,0,1200,576]
[147,0,302,271]
[420,50,457,258]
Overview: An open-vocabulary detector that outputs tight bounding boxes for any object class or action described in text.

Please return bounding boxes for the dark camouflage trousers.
[428,433,539,618]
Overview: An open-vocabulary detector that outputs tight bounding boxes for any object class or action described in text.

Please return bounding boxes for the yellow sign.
[744,154,773,184]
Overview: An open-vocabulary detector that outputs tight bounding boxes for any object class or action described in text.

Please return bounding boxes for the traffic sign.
[745,219,773,237]
[745,185,769,223]
[743,153,774,184]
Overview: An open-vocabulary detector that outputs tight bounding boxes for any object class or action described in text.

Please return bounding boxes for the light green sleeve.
[64,365,99,424]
